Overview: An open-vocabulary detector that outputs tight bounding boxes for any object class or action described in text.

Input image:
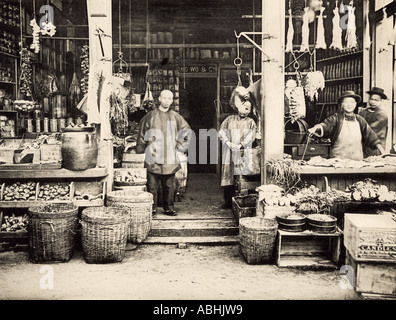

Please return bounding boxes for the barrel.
[307,214,337,233]
[28,203,78,263]
[284,119,309,144]
[61,126,98,171]
[276,213,307,232]
[107,191,153,244]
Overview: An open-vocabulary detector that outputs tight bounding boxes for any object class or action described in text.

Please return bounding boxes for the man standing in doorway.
[359,87,389,157]
[137,90,192,217]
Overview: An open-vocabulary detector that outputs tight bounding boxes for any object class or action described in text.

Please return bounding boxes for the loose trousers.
[147,172,176,211]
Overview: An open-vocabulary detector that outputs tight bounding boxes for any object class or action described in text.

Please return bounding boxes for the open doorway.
[183,78,218,174]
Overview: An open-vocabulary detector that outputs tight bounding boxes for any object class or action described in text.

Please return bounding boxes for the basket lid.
[107,190,153,203]
[28,203,78,219]
[82,207,129,224]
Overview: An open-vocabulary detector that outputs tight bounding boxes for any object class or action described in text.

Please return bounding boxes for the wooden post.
[261,0,285,185]
[86,0,113,192]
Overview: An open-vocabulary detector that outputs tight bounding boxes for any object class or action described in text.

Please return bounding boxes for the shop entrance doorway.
[183,77,218,174]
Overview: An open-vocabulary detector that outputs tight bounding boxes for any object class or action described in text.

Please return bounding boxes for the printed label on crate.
[178,65,217,74]
[357,230,396,259]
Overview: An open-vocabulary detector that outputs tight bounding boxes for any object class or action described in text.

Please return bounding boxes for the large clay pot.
[61,126,98,171]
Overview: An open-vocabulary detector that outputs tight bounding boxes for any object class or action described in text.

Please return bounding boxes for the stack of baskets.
[239,217,278,264]
[107,190,153,244]
[80,207,129,264]
[28,203,78,263]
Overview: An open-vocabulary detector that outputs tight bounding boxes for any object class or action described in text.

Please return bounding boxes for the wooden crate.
[346,251,396,298]
[114,168,147,185]
[344,214,396,263]
[122,153,145,168]
[276,228,342,269]
[40,144,62,162]
[232,195,257,223]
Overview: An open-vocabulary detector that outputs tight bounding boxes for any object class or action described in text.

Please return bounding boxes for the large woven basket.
[28,203,78,263]
[107,191,153,244]
[239,217,278,265]
[81,207,129,264]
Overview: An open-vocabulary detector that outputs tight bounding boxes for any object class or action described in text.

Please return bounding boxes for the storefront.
[0,0,395,299]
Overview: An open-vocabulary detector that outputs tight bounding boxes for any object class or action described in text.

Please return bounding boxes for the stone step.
[149,218,239,237]
[144,236,239,245]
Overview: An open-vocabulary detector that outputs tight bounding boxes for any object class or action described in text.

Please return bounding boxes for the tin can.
[50,118,58,132]
[43,117,49,132]
[35,118,41,132]
[58,118,66,130]
[26,118,33,133]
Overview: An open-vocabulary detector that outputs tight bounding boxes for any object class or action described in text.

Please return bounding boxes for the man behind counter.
[359,87,388,157]
[308,91,385,161]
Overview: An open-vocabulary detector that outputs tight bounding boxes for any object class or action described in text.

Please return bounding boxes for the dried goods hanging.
[285,64,306,122]
[316,5,327,50]
[69,72,81,108]
[80,45,90,95]
[285,4,294,53]
[345,1,358,51]
[303,71,325,102]
[363,0,371,50]
[299,6,310,52]
[19,48,33,98]
[109,90,128,136]
[378,8,389,53]
[30,18,41,53]
[141,81,155,110]
[330,1,343,51]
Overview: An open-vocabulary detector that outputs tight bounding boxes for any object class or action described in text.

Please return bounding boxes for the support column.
[261,0,285,184]
[86,0,113,192]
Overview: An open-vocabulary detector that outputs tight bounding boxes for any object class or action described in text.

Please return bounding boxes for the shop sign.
[179,65,217,74]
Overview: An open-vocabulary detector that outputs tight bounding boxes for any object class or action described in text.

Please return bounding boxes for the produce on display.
[347,179,396,203]
[1,214,28,232]
[37,183,70,201]
[302,71,325,102]
[267,155,302,191]
[285,79,306,122]
[330,0,343,51]
[307,214,336,222]
[305,155,396,169]
[3,182,37,201]
[13,100,36,112]
[256,184,297,207]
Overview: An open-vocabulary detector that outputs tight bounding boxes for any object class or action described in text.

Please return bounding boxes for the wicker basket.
[107,191,153,244]
[81,207,129,264]
[28,203,78,263]
[239,217,278,264]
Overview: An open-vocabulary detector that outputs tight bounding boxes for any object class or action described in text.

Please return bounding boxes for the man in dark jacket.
[359,87,389,157]
[137,90,191,216]
[308,91,385,160]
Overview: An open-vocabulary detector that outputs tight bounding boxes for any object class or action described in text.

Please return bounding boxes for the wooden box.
[40,144,62,162]
[114,168,147,186]
[346,251,396,299]
[232,195,257,223]
[0,139,22,163]
[344,214,396,262]
[122,153,145,168]
[276,228,342,269]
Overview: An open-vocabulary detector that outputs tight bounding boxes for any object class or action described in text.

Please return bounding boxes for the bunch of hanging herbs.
[109,91,128,136]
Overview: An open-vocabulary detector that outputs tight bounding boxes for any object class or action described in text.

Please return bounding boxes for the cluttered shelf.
[0,199,104,209]
[298,165,396,175]
[325,76,363,83]
[0,167,109,179]
[316,50,363,63]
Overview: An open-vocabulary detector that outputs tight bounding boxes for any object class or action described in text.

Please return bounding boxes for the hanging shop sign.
[179,65,217,74]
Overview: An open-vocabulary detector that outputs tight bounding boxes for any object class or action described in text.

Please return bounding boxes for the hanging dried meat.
[299,7,310,52]
[330,1,343,51]
[109,91,128,136]
[303,71,325,102]
[141,82,155,111]
[19,49,33,98]
[345,4,358,50]
[316,6,327,50]
[285,6,294,53]
[363,1,371,50]
[378,8,389,53]
[285,79,306,122]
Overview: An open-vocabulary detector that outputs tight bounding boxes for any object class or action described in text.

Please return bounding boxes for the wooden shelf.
[0,167,109,179]
[116,43,255,49]
[0,199,104,208]
[325,76,363,83]
[298,165,396,175]
[0,81,17,85]
[0,51,18,59]
[316,50,363,63]
[0,231,28,239]
[278,227,343,237]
